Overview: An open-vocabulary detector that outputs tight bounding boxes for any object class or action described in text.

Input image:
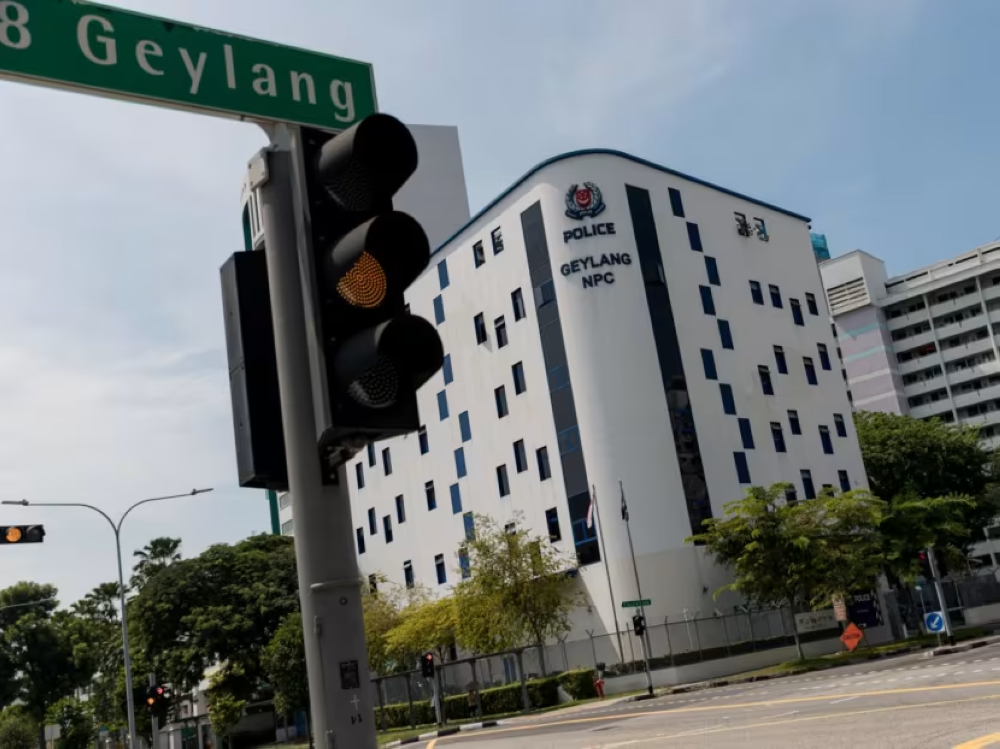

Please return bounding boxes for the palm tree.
[73,581,124,622]
[130,537,182,591]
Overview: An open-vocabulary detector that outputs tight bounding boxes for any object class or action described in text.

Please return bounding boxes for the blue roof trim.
[431,148,811,256]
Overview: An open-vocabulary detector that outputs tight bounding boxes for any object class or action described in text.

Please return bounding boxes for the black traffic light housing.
[917,550,932,581]
[0,525,44,544]
[421,652,435,678]
[145,684,169,718]
[300,114,444,474]
[632,614,646,638]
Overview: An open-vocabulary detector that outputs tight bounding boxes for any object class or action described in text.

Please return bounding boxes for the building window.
[818,343,832,371]
[433,294,445,325]
[774,345,788,374]
[437,259,450,290]
[802,469,816,500]
[512,362,527,394]
[382,447,392,476]
[546,508,562,542]
[511,288,526,321]
[771,422,786,453]
[368,508,377,535]
[281,519,294,536]
[355,463,365,489]
[547,364,570,392]
[834,413,847,438]
[496,465,510,497]
[491,226,504,255]
[720,383,736,415]
[390,496,404,526]
[759,365,774,396]
[450,483,462,514]
[425,481,436,510]
[699,286,716,316]
[537,446,552,480]
[718,319,734,349]
[704,255,720,285]
[473,241,485,268]
[437,390,449,420]
[463,511,475,541]
[769,284,782,308]
[474,313,487,344]
[739,418,755,449]
[418,426,429,455]
[804,357,818,385]
[454,447,467,478]
[459,411,472,442]
[788,409,801,435]
[538,279,556,307]
[687,222,703,252]
[383,515,393,543]
[403,560,414,588]
[668,187,685,217]
[791,299,804,326]
[806,292,819,316]
[734,452,751,484]
[749,280,764,305]
[512,439,528,473]
[442,354,453,384]
[367,443,376,467]
[495,315,508,348]
[701,349,717,380]
[838,470,851,492]
[435,554,446,585]
[356,528,365,555]
[819,425,834,455]
[558,425,582,455]
[495,385,509,417]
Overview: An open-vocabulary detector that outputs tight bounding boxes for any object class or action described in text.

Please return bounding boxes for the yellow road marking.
[426,740,437,749]
[954,733,1000,749]
[430,680,1000,744]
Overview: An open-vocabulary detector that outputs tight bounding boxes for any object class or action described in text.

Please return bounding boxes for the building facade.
[340,149,867,664]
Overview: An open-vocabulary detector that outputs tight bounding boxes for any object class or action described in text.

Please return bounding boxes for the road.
[425,646,1000,748]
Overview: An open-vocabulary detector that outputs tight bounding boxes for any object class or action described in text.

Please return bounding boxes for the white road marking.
[830,696,858,704]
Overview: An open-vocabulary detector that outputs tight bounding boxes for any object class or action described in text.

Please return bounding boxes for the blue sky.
[0,0,995,604]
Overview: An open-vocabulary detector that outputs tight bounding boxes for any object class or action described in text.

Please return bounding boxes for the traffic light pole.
[621,482,653,696]
[256,139,377,749]
[149,673,159,749]
[927,545,955,646]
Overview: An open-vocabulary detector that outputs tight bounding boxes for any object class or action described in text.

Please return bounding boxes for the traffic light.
[632,614,646,638]
[421,652,435,678]
[917,550,933,580]
[300,114,444,469]
[145,684,168,717]
[0,525,44,544]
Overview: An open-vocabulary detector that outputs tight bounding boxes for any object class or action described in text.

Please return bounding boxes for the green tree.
[130,537,182,592]
[387,596,457,665]
[688,484,886,659]
[0,709,36,749]
[261,612,309,718]
[70,583,124,732]
[454,513,581,675]
[206,670,246,749]
[46,697,93,749]
[362,574,424,675]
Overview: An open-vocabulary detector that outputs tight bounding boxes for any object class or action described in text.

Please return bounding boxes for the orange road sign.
[840,622,864,652]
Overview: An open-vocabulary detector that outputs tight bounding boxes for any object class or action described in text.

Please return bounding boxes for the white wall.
[399,125,471,251]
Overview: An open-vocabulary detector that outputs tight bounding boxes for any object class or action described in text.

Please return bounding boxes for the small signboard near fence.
[794,609,838,634]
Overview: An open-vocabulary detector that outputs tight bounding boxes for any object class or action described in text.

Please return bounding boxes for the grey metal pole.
[620,481,653,695]
[148,673,159,749]
[118,531,139,749]
[258,142,376,749]
[927,546,955,645]
[591,485,625,665]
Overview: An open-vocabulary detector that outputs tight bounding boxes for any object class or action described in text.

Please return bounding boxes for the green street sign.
[0,0,377,129]
[621,599,651,608]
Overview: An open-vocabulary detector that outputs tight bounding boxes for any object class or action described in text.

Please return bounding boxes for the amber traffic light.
[0,525,44,544]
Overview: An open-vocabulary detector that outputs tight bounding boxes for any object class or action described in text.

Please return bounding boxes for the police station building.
[344,149,868,669]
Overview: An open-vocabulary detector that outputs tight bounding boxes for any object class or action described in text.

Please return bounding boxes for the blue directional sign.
[924,611,946,633]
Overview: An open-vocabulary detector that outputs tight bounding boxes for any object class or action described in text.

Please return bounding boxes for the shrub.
[0,710,36,749]
[558,668,598,700]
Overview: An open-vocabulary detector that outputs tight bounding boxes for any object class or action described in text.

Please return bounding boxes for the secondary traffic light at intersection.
[0,525,44,544]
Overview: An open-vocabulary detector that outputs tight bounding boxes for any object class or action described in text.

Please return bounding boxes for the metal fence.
[885,574,1000,635]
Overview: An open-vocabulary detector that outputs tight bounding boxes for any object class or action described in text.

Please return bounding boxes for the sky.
[0,0,998,605]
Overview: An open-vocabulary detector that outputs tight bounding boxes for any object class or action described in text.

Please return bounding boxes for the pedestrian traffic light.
[299,114,444,470]
[632,614,646,637]
[0,525,44,544]
[421,652,435,678]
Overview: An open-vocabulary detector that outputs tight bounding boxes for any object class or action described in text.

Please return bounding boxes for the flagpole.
[621,479,654,696]
[591,484,625,667]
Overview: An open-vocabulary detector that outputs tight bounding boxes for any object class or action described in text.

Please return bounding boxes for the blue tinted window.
[769,285,782,308]
[418,426,429,455]
[699,286,716,316]
[818,343,832,371]
[701,349,717,380]
[496,464,510,497]
[791,299,804,326]
[463,511,475,540]
[383,515,393,543]
[459,549,471,579]
[437,259,450,290]
[734,452,751,484]
[759,366,774,396]
[558,425,582,455]
[720,384,736,415]
[425,481,436,510]
[437,390,449,420]
[396,495,406,523]
[749,281,764,305]
[788,410,801,435]
[442,354,453,385]
[687,222,703,252]
[459,411,472,442]
[355,462,365,489]
[705,256,720,285]
[839,470,850,492]
[820,426,834,455]
[802,470,816,500]
[739,418,754,449]
[433,295,445,325]
[495,386,509,418]
[668,187,685,217]
[771,423,786,453]
[804,358,818,386]
[774,346,788,374]
[450,483,462,514]
[718,319,734,350]
[454,447,467,478]
[834,413,847,438]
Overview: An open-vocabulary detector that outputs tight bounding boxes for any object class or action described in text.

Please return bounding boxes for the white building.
[328,148,866,667]
[820,243,1000,567]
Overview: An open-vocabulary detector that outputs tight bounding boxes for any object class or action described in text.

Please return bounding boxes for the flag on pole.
[620,481,629,522]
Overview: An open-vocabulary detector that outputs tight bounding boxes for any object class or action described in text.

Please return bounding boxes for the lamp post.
[0,597,56,613]
[3,488,213,748]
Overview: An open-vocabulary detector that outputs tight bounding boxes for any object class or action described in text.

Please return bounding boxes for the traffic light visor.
[326,212,430,312]
[333,316,444,409]
[316,113,418,212]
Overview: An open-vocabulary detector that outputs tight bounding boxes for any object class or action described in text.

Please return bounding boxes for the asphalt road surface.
[424,645,1000,748]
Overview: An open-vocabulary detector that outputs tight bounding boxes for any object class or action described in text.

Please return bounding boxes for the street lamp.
[0,597,57,613]
[2,488,213,749]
